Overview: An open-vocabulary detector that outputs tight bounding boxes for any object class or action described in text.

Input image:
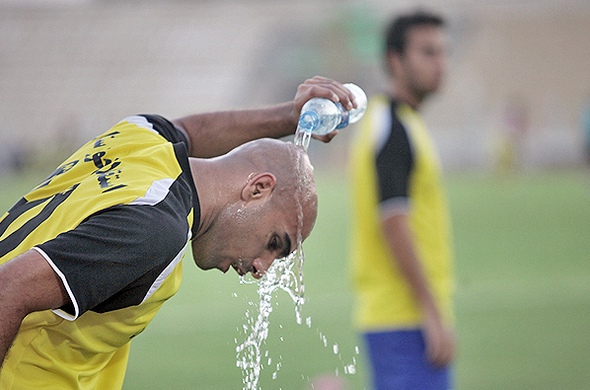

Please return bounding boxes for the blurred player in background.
[349,11,455,389]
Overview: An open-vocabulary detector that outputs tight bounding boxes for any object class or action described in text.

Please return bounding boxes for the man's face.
[192,183,317,280]
[393,25,448,99]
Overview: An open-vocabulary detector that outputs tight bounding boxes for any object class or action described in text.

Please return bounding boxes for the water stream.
[235,245,359,389]
[235,248,305,389]
[293,125,312,151]
[234,127,357,389]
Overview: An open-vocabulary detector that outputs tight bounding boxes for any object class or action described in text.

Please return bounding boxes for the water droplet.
[344,364,357,375]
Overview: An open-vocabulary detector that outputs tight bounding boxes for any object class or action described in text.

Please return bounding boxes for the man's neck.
[391,84,423,111]
[189,158,222,239]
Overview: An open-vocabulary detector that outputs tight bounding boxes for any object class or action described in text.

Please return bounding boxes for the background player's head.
[384,10,448,104]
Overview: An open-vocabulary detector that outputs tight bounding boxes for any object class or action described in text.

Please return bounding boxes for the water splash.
[234,244,360,389]
[235,247,305,389]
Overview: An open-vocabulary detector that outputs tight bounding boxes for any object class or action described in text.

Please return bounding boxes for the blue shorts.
[364,329,452,390]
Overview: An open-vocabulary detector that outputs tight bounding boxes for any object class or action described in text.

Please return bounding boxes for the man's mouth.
[222,260,264,279]
[232,263,246,276]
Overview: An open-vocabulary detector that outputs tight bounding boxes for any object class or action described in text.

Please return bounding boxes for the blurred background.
[2,0,589,171]
[1,0,589,389]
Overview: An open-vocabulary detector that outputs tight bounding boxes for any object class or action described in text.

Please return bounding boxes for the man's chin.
[192,257,215,271]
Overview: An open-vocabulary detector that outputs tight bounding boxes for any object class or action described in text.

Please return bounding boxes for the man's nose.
[251,252,276,279]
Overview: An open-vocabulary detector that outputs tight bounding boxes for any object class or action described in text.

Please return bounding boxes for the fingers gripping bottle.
[294,83,368,151]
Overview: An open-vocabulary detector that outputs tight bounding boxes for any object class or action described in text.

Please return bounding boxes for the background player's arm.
[0,250,69,368]
[381,213,455,366]
[172,75,355,158]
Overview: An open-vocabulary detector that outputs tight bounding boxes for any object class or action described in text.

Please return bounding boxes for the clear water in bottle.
[344,83,368,124]
[294,83,367,151]
[297,98,343,136]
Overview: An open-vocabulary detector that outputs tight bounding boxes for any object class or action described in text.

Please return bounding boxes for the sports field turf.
[2,168,589,389]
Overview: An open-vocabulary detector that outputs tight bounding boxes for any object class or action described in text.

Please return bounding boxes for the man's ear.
[386,51,402,76]
[241,172,276,202]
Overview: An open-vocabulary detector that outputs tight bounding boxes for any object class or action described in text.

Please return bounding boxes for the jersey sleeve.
[36,202,190,320]
[375,109,414,214]
[140,114,190,150]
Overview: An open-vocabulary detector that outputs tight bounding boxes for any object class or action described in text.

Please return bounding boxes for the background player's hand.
[423,310,456,367]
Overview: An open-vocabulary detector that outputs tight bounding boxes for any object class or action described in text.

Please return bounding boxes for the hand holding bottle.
[293,76,358,114]
[294,82,367,150]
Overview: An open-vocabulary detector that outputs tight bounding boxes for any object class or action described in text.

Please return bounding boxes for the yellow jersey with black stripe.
[349,96,454,330]
[0,115,199,389]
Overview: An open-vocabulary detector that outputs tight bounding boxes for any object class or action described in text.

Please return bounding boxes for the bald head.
[227,138,318,241]
[190,138,319,277]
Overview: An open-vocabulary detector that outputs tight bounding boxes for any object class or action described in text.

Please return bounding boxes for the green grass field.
[2,168,589,389]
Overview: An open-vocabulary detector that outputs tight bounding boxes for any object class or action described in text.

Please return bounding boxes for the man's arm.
[381,213,455,366]
[172,75,356,158]
[0,250,69,368]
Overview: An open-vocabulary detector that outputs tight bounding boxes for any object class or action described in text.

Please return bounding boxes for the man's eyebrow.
[280,233,292,258]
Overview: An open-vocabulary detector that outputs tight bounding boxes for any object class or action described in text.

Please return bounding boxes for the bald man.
[0,76,355,389]
[190,137,317,278]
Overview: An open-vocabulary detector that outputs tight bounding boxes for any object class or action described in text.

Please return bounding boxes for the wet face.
[392,25,448,100]
[192,186,317,280]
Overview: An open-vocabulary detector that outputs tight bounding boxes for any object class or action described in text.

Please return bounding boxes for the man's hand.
[292,76,357,143]
[293,75,356,114]
[422,309,455,367]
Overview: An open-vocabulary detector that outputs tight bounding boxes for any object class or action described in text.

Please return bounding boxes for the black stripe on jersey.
[38,178,191,316]
[172,142,200,234]
[0,198,47,237]
[0,185,78,258]
[141,114,200,232]
[140,114,189,150]
[375,100,414,203]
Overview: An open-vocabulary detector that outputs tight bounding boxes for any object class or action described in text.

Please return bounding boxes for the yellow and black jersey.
[349,96,454,330]
[0,114,199,389]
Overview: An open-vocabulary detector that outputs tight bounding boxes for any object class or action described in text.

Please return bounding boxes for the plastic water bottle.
[294,83,367,150]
